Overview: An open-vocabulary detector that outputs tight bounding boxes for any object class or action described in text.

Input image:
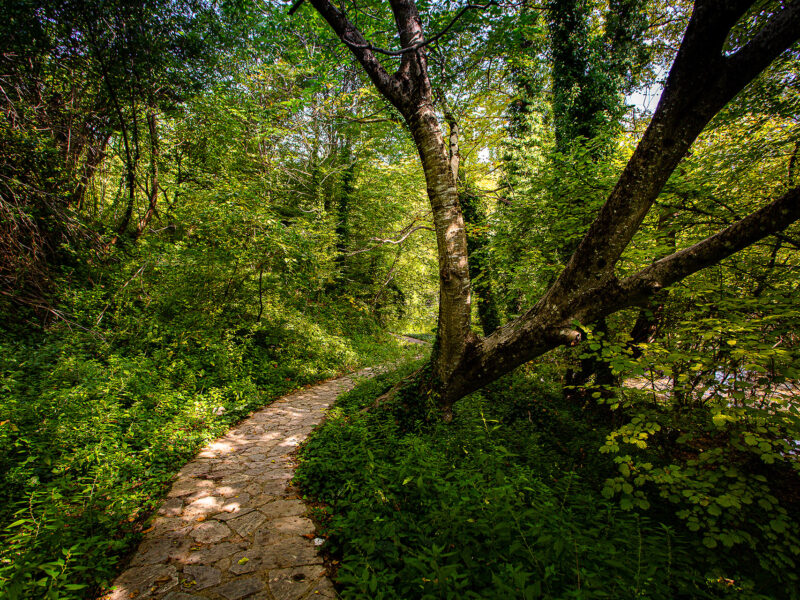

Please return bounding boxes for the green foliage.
[0,121,86,313]
[491,20,800,597]
[296,366,708,599]
[2,2,799,599]
[548,0,648,153]
[495,136,623,313]
[567,279,800,594]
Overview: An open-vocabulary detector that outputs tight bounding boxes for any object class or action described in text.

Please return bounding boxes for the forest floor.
[102,368,380,600]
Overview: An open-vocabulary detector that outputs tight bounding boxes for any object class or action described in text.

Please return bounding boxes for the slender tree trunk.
[71,133,111,210]
[460,183,501,336]
[442,109,500,337]
[133,110,159,240]
[257,262,265,322]
[333,145,355,287]
[789,140,799,186]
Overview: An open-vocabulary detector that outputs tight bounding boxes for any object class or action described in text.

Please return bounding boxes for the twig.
[341,2,497,57]
[95,264,147,326]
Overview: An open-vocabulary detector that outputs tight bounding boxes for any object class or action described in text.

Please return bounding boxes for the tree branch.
[439,90,460,181]
[306,0,401,104]
[341,2,496,56]
[619,186,800,305]
[372,225,435,245]
[449,186,800,401]
[545,1,800,303]
[724,1,800,87]
[345,225,435,256]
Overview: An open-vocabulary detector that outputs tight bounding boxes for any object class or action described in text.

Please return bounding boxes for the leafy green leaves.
[296,368,702,599]
[0,239,414,598]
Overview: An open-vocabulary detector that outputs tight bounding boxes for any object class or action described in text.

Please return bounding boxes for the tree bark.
[406,104,474,394]
[333,148,355,287]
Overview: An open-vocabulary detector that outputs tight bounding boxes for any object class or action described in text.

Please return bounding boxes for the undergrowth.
[0,250,415,599]
[296,362,794,599]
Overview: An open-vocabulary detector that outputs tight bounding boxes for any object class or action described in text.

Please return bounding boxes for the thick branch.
[547,1,800,302]
[385,0,430,99]
[725,1,800,85]
[288,0,304,16]
[619,186,800,304]
[443,186,800,403]
[307,0,402,104]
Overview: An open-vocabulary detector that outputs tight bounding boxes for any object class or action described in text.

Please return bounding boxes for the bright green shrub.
[0,239,414,599]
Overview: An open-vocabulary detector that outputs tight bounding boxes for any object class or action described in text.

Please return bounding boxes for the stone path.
[389,333,430,346]
[103,368,377,600]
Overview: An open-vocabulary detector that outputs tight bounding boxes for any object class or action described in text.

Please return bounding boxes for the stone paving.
[103,369,377,600]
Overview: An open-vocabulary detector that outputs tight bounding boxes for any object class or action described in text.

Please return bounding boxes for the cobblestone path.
[103,368,376,600]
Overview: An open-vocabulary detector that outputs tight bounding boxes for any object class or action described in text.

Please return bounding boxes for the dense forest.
[1,0,799,598]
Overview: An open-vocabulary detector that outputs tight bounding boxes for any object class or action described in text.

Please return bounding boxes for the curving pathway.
[102,368,378,600]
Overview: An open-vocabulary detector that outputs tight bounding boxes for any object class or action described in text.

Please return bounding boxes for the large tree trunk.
[406,104,474,405]
[308,0,476,402]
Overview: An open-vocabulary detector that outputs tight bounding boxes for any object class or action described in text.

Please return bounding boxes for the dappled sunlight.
[106,374,364,600]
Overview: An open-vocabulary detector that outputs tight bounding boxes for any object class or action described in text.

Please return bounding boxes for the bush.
[295,366,707,599]
[0,246,415,599]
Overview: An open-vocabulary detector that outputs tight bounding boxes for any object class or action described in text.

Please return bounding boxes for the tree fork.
[300,0,800,415]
